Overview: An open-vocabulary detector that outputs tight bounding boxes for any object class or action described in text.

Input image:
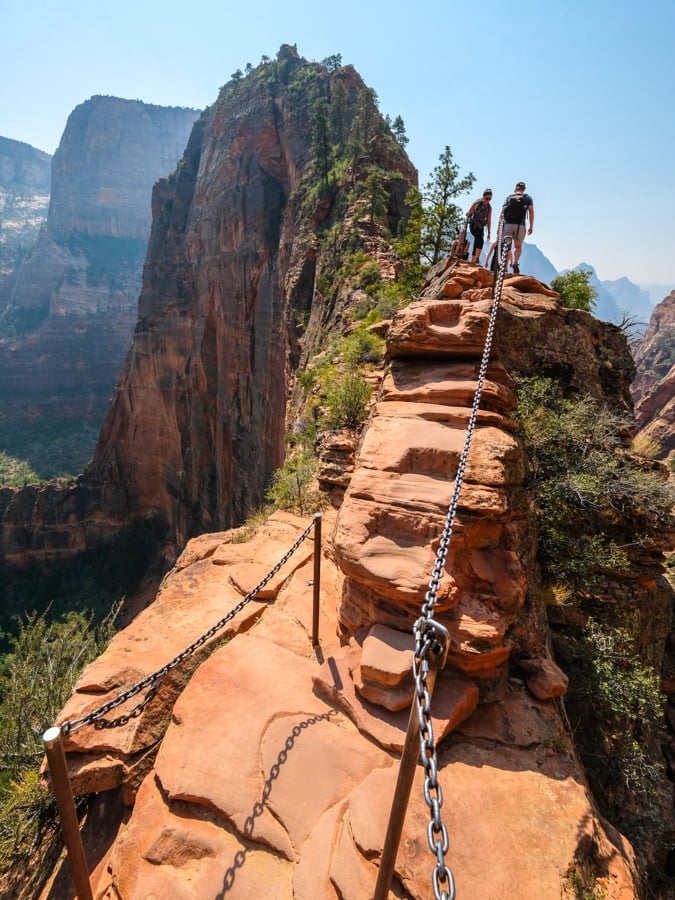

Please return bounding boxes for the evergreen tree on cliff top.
[417,146,475,264]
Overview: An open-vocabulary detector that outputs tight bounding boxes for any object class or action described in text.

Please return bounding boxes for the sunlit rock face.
[632,290,675,464]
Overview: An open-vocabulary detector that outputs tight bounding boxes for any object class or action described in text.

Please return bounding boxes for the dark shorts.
[469,223,485,250]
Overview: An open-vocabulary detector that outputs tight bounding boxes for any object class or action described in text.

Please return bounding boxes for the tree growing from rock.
[419,146,475,264]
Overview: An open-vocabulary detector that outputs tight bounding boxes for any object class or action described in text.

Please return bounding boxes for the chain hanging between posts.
[61,517,317,734]
[415,238,512,900]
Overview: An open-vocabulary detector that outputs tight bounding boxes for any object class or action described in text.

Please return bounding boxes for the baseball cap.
[515,181,526,190]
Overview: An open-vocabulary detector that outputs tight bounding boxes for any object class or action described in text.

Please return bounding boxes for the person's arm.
[528,203,534,234]
[487,207,492,239]
[467,201,478,217]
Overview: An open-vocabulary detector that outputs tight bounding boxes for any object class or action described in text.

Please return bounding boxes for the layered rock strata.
[0,97,199,437]
[38,265,646,899]
[45,507,637,900]
[0,136,51,305]
[632,290,675,464]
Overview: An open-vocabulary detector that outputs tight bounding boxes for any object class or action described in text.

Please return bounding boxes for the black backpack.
[503,193,527,224]
[470,201,489,229]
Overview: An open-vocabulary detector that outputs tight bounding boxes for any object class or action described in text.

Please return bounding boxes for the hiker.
[450,221,470,260]
[500,181,534,274]
[466,189,492,264]
[485,237,512,273]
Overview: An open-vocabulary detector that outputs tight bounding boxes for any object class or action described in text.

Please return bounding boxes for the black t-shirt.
[502,192,532,225]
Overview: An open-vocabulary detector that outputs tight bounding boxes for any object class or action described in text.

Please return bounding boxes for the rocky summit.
[38,261,660,900]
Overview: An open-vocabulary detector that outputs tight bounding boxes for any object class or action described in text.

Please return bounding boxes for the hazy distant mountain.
[571,264,623,323]
[639,283,675,307]
[517,244,660,331]
[603,277,653,325]
[519,243,558,284]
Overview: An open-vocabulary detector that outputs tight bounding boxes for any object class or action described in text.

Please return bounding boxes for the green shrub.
[357,261,382,292]
[550,269,598,313]
[0,606,119,870]
[582,619,663,801]
[265,450,320,514]
[323,373,372,428]
[515,376,673,594]
[340,327,384,366]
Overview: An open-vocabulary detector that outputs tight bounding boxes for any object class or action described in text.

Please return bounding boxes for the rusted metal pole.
[311,512,322,646]
[43,726,93,900]
[373,668,439,900]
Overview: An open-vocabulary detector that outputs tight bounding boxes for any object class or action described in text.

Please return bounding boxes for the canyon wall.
[0,98,200,461]
[0,47,416,566]
[632,290,675,465]
[0,136,51,305]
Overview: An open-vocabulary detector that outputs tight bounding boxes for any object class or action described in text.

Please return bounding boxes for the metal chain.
[415,245,511,900]
[61,517,317,734]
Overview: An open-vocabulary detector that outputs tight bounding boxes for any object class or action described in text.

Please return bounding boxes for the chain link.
[61,517,317,734]
[415,245,510,899]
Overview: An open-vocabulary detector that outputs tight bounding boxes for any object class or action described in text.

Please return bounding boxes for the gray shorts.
[503,222,526,243]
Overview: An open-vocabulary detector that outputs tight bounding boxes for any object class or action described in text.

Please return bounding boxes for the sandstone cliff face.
[40,267,651,900]
[632,290,675,464]
[0,98,199,450]
[87,47,416,546]
[0,136,51,305]
[0,50,415,569]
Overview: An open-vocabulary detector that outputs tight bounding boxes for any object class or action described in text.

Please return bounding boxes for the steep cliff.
[87,46,416,547]
[0,136,51,305]
[0,98,199,473]
[0,48,415,595]
[632,290,675,464]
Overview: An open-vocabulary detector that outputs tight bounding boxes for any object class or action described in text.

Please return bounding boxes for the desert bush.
[265,450,321,514]
[323,373,372,429]
[550,268,598,313]
[515,376,673,593]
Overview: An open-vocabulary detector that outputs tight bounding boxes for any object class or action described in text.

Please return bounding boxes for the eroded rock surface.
[40,261,644,899]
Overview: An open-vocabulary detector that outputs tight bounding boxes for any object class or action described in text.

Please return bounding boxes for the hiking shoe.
[512,263,520,274]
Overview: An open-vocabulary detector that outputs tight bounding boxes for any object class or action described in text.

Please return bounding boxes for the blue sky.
[2,0,674,287]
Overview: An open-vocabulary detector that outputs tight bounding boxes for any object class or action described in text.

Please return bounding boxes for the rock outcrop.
[38,265,652,900]
[0,98,199,464]
[632,290,675,464]
[0,48,415,572]
[85,47,415,548]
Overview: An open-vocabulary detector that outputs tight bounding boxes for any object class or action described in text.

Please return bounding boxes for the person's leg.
[471,228,484,263]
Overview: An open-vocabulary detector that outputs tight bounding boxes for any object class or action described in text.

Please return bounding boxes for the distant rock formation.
[0,97,199,455]
[632,290,675,463]
[0,136,51,304]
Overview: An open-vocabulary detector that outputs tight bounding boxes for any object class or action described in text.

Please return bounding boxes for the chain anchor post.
[311,512,322,646]
[374,620,450,900]
[43,726,93,900]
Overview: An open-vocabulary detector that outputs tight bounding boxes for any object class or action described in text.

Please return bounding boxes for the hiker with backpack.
[466,189,493,264]
[500,181,534,274]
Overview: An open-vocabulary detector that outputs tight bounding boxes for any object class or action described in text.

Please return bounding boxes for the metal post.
[374,621,450,900]
[311,512,322,646]
[373,668,439,900]
[43,726,93,900]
